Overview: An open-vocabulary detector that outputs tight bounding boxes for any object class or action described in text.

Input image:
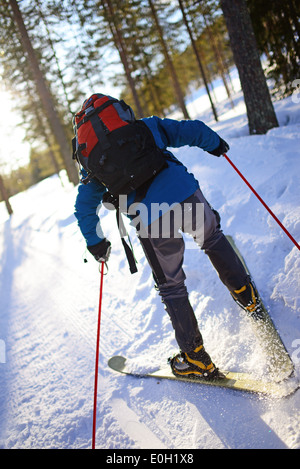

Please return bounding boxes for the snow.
[0,79,300,449]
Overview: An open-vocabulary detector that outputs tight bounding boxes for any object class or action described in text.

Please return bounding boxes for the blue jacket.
[74,116,220,247]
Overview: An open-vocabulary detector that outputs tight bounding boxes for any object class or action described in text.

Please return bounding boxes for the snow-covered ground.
[0,77,300,449]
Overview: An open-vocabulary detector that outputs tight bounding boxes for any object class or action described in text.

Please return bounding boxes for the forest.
[0,0,299,211]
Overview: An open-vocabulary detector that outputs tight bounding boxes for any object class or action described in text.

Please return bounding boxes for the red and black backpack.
[72,94,166,196]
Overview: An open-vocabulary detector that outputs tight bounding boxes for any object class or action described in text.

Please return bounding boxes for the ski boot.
[231,279,265,320]
[169,345,225,380]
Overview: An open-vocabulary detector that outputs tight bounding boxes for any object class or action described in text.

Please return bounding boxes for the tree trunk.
[103,0,144,118]
[203,13,234,109]
[34,0,73,114]
[178,0,218,121]
[148,0,190,119]
[220,0,279,134]
[8,0,79,184]
[27,85,62,179]
[0,174,13,216]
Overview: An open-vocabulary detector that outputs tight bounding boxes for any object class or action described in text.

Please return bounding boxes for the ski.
[108,356,299,398]
[108,237,298,398]
[225,236,295,382]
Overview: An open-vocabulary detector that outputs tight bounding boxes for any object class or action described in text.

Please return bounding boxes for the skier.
[74,95,263,381]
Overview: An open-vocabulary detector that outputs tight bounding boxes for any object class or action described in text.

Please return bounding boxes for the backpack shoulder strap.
[88,111,111,152]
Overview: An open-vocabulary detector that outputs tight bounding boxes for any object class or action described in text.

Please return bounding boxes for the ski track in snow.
[0,80,300,449]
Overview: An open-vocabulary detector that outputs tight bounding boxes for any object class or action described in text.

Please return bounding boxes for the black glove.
[207,137,230,157]
[87,239,111,263]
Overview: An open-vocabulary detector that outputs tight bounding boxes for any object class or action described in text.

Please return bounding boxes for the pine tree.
[148,0,190,119]
[101,0,144,117]
[220,0,279,134]
[247,0,300,97]
[178,0,218,121]
[8,0,79,184]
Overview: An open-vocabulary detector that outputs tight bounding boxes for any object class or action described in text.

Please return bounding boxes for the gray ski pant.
[138,188,249,353]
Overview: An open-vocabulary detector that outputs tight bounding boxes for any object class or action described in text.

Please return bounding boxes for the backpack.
[72,94,167,196]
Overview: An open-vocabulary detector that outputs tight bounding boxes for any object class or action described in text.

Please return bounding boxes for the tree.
[220,0,279,134]
[0,174,13,216]
[200,5,235,108]
[8,0,78,184]
[247,0,300,97]
[178,0,218,121]
[34,0,73,114]
[148,0,190,119]
[101,0,145,118]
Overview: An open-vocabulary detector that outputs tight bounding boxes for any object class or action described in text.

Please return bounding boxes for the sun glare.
[0,89,30,172]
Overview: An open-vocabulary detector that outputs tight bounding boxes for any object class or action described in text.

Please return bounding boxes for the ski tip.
[108,355,126,372]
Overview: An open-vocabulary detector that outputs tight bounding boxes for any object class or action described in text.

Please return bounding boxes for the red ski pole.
[223,153,300,251]
[92,261,105,449]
